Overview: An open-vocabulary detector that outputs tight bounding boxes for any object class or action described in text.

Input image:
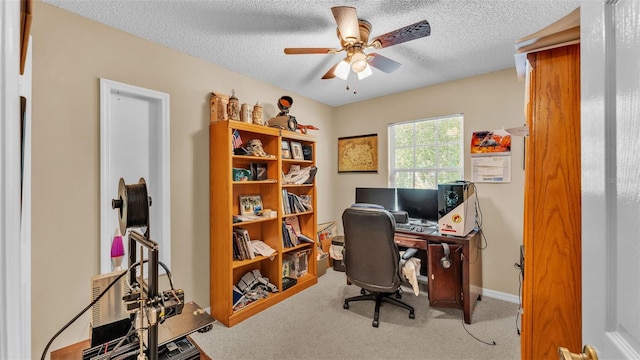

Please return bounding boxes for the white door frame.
[0,1,31,359]
[99,79,171,274]
[582,0,640,358]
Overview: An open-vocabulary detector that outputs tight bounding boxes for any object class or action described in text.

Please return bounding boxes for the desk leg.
[462,232,483,324]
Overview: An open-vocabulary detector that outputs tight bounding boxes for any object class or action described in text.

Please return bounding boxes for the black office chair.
[341,204,418,327]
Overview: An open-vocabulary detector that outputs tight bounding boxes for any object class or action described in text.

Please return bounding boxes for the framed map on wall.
[338,133,378,173]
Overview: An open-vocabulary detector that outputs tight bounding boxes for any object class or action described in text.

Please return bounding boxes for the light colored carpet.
[190,268,521,360]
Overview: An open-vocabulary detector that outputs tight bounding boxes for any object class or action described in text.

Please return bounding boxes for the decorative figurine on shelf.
[297,123,320,134]
[252,101,264,125]
[267,95,297,131]
[228,89,240,121]
[276,96,292,117]
[241,103,252,123]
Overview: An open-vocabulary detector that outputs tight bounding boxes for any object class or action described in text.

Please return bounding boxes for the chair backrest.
[341,204,402,293]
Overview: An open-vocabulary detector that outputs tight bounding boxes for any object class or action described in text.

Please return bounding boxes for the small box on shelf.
[250,162,267,180]
[284,250,310,278]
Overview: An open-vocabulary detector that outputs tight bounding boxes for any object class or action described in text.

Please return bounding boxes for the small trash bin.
[330,235,345,272]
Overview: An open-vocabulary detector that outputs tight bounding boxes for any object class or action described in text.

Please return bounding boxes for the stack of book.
[282,217,315,248]
[281,190,313,214]
[232,227,255,260]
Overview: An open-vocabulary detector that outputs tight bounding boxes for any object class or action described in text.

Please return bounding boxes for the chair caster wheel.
[372,320,379,327]
[409,312,415,319]
[343,303,349,309]
[361,289,366,295]
[395,293,402,299]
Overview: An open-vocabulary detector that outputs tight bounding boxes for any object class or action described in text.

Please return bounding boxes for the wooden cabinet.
[209,120,317,327]
[395,230,482,324]
[521,44,581,359]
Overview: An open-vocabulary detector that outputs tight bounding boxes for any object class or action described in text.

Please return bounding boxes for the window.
[389,114,464,189]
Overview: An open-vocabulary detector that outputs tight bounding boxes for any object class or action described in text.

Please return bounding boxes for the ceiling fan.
[284,6,431,81]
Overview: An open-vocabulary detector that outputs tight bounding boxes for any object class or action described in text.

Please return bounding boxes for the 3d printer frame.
[128,229,161,360]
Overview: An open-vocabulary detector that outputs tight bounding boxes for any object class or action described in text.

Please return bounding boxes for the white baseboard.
[482,288,520,304]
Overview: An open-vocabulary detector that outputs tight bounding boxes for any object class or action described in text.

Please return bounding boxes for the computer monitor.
[396,188,438,223]
[355,187,396,210]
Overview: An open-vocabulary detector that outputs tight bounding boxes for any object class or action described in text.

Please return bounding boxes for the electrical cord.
[462,316,496,346]
[97,312,138,360]
[40,260,174,360]
[40,264,132,360]
[514,261,523,335]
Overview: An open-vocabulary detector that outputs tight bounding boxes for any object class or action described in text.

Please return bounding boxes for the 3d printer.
[41,178,213,360]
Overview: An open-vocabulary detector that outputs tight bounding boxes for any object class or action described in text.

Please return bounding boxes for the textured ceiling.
[43,0,580,107]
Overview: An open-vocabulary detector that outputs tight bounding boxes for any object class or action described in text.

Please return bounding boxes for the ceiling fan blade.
[368,53,401,74]
[284,48,337,55]
[321,62,340,79]
[370,20,431,49]
[331,6,360,42]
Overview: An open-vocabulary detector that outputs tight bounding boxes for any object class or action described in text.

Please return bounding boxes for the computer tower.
[437,181,476,236]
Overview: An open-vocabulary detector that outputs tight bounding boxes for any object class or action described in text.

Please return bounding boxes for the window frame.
[388,114,464,189]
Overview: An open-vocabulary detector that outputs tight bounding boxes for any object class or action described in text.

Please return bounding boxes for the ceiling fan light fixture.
[350,52,368,73]
[357,64,373,80]
[335,60,350,80]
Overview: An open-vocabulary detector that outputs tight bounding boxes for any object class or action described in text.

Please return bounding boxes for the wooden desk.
[395,229,482,324]
[50,336,211,360]
[51,301,214,359]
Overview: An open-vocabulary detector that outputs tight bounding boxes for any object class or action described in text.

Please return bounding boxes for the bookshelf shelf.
[282,183,313,188]
[282,158,313,164]
[231,255,273,269]
[282,243,313,254]
[210,117,317,327]
[232,217,277,226]
[282,211,313,218]
[232,179,278,185]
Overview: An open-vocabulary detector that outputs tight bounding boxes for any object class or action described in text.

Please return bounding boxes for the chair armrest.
[402,247,418,260]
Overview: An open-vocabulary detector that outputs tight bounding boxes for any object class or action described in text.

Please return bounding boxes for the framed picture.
[291,141,304,160]
[281,141,291,159]
[338,133,378,173]
[239,194,263,215]
[301,145,313,161]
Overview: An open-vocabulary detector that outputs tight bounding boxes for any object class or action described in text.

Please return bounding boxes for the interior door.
[581,0,640,358]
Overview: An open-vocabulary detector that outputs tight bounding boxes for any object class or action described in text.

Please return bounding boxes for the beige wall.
[32,1,524,357]
[332,68,526,297]
[31,2,335,357]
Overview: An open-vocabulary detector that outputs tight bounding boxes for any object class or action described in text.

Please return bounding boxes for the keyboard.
[395,223,436,234]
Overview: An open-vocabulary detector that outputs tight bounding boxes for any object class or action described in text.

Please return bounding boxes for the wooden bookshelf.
[209,119,317,327]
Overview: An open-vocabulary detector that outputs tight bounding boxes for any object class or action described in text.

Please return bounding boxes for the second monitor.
[396,188,439,224]
[354,187,396,210]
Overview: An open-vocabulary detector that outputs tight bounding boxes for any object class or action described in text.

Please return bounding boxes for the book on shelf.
[285,216,302,235]
[282,221,294,248]
[298,195,313,211]
[285,217,314,245]
[285,223,298,246]
[297,234,314,244]
[232,232,241,260]
[281,190,312,214]
[233,227,255,260]
[250,240,276,257]
[232,231,246,260]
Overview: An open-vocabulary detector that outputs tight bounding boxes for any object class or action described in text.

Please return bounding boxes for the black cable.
[40,264,133,360]
[514,262,523,336]
[158,260,174,290]
[470,183,487,251]
[40,258,174,360]
[462,317,496,346]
